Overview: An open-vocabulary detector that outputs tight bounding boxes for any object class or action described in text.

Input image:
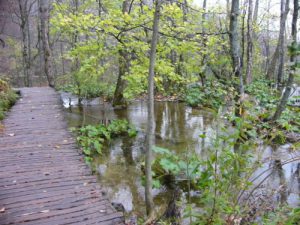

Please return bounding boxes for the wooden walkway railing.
[0,87,124,225]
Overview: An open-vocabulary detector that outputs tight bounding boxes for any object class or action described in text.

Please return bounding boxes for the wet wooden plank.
[0,87,124,225]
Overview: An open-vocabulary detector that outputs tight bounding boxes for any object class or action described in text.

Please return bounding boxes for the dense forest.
[0,0,300,224]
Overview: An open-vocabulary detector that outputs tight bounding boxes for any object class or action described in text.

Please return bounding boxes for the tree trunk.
[272,0,298,121]
[266,0,289,84]
[246,0,254,84]
[112,0,131,108]
[145,0,162,216]
[18,0,31,87]
[229,0,244,96]
[276,0,290,87]
[40,0,55,87]
[253,0,259,23]
[200,0,208,85]
[241,2,247,70]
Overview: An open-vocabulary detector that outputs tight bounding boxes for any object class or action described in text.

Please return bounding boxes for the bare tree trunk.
[26,11,32,86]
[266,0,289,84]
[276,0,290,87]
[253,0,259,23]
[60,42,65,75]
[199,0,207,85]
[272,0,298,121]
[37,0,44,85]
[229,0,244,96]
[40,0,55,87]
[97,0,102,17]
[264,0,271,75]
[18,0,31,87]
[145,0,162,216]
[112,0,131,108]
[246,0,254,84]
[241,2,247,71]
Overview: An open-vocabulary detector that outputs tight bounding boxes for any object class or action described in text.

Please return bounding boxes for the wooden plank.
[0,87,124,225]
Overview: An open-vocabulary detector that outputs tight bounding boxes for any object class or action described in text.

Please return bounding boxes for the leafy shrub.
[0,79,18,120]
[76,119,137,163]
[245,79,278,108]
[185,80,233,110]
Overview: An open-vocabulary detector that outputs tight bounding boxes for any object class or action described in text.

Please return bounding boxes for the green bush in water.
[185,80,233,110]
[75,119,137,163]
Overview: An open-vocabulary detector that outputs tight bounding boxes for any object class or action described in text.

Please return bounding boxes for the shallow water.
[61,93,300,221]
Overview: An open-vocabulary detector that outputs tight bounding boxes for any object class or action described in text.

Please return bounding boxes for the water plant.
[75,119,137,163]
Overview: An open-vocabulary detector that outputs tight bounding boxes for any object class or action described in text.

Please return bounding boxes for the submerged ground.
[61,93,300,222]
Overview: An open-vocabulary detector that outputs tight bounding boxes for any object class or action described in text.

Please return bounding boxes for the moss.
[0,79,18,120]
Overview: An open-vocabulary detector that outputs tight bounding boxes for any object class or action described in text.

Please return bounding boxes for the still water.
[61,92,299,221]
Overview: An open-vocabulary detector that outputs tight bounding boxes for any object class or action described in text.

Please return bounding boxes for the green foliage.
[151,146,201,190]
[0,79,18,120]
[76,119,137,162]
[51,0,232,102]
[185,80,234,110]
[263,206,300,225]
[244,79,300,141]
[57,81,115,100]
[245,79,278,108]
[152,119,258,224]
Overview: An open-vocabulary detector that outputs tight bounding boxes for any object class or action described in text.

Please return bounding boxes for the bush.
[185,80,234,110]
[75,119,137,163]
[0,79,18,120]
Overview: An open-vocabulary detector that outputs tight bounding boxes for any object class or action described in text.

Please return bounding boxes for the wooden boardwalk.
[0,87,124,225]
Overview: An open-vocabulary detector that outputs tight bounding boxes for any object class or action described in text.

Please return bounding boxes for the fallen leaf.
[40,210,50,213]
[22,212,35,216]
[99,210,106,213]
[8,133,15,137]
[55,145,60,149]
[0,207,5,213]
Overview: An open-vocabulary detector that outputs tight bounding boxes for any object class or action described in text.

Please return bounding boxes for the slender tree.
[229,0,244,96]
[16,0,33,87]
[266,0,289,85]
[276,0,290,87]
[272,0,298,121]
[145,0,162,216]
[112,0,131,108]
[246,0,254,84]
[40,0,55,87]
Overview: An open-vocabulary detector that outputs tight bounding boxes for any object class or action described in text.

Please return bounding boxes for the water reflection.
[62,94,299,219]
[252,145,300,208]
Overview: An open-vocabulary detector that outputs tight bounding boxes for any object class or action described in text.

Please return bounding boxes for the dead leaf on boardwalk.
[8,133,15,137]
[63,140,68,143]
[0,123,4,133]
[55,145,60,149]
[0,207,5,213]
[40,210,50,213]
[22,212,35,216]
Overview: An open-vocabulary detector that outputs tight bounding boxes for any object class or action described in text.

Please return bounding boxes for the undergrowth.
[74,119,137,164]
[0,79,18,120]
